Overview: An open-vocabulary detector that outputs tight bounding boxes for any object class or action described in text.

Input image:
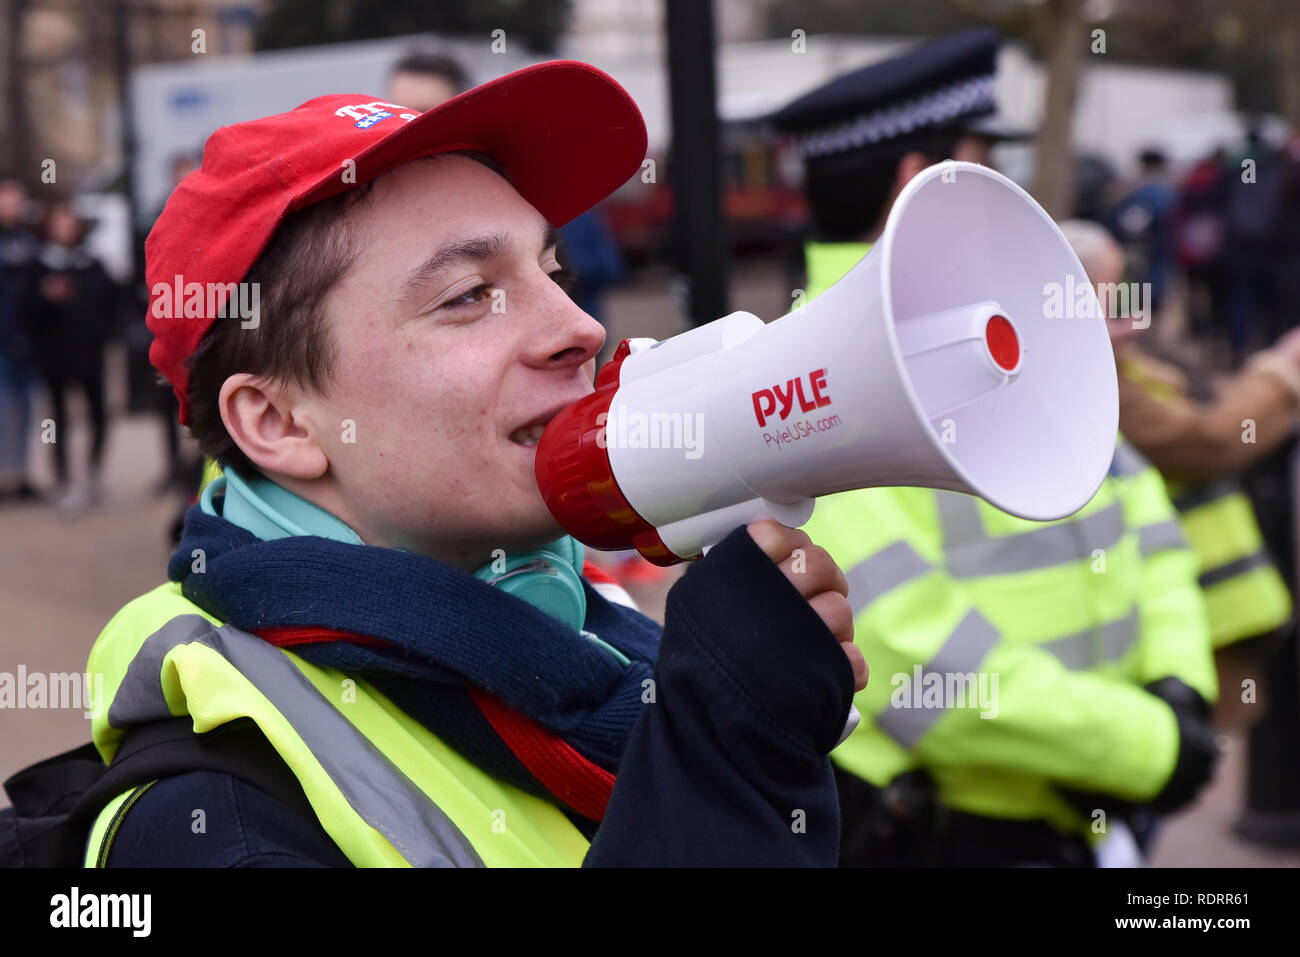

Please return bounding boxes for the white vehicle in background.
[74,189,132,285]
[128,34,532,225]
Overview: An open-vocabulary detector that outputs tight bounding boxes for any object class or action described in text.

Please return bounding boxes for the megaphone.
[537,161,1118,565]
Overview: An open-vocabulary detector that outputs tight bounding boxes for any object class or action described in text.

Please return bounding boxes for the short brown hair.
[184,183,374,477]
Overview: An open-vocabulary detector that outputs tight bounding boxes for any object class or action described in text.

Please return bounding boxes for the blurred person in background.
[1060,218,1297,729]
[1222,127,1284,363]
[1277,133,1300,349]
[1175,147,1230,341]
[1074,154,1119,225]
[30,200,118,509]
[385,51,466,112]
[1067,221,1300,480]
[0,177,39,502]
[1105,149,1177,318]
[554,204,625,329]
[773,28,1220,868]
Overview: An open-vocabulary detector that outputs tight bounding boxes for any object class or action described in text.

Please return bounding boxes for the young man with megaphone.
[39,62,871,868]
[769,29,1219,867]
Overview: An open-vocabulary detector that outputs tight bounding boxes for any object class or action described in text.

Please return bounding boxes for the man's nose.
[526,274,606,370]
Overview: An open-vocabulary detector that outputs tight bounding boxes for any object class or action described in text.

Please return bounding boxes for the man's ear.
[218,373,328,480]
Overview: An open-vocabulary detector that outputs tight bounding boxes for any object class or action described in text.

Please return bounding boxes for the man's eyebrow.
[401,224,560,295]
[401,233,508,294]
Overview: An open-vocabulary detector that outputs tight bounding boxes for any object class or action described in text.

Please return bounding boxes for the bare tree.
[1031,0,1086,218]
[1,0,30,180]
[1271,0,1300,128]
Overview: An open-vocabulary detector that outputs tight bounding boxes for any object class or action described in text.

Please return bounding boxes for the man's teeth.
[510,423,548,446]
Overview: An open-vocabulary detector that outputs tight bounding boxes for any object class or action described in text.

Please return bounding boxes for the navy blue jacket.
[103,526,855,866]
[0,225,37,360]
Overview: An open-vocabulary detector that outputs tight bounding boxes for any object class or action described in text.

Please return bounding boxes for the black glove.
[1143,677,1220,814]
[835,765,938,866]
[1144,675,1212,722]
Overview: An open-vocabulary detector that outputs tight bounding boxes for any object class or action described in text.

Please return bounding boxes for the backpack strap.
[84,781,157,868]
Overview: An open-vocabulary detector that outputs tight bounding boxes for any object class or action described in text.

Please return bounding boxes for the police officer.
[773,29,1220,866]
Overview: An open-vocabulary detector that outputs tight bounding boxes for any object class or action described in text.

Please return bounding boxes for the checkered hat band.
[795,73,997,159]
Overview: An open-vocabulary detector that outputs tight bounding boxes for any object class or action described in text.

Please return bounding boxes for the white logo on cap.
[334,100,418,127]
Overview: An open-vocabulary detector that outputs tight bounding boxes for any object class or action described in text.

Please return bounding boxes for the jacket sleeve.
[583,525,857,866]
[804,489,1184,804]
[1118,348,1300,479]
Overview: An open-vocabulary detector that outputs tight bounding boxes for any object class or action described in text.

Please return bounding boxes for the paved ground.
[2,260,1297,866]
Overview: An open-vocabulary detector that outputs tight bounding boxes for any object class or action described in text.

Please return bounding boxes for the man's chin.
[475,500,569,555]
[516,513,570,551]
[513,482,566,541]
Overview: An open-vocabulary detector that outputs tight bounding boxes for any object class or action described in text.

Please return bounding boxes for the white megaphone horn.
[536,161,1119,566]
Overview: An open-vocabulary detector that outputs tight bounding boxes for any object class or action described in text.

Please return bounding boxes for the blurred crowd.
[1088,130,1300,370]
[0,181,125,510]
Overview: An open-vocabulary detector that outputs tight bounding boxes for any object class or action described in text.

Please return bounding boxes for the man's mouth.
[508,400,581,448]
[509,422,548,447]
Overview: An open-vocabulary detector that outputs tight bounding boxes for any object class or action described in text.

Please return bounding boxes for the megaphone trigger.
[836,705,862,749]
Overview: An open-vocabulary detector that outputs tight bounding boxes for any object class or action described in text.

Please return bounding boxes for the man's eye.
[549,267,578,294]
[442,283,493,309]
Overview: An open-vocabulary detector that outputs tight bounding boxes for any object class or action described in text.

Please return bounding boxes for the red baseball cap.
[146,60,647,425]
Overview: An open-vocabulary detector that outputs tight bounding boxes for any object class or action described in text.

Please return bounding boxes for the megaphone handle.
[836,704,861,749]
[698,544,862,749]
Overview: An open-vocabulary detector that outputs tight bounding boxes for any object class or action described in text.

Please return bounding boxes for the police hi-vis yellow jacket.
[83,581,590,867]
[804,241,1217,838]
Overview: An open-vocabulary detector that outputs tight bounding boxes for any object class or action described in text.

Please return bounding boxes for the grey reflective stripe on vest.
[1200,550,1272,588]
[1137,519,1187,556]
[935,493,1127,577]
[1172,480,1238,512]
[846,540,933,614]
[1110,440,1151,478]
[875,610,999,750]
[1039,611,1138,670]
[109,614,484,867]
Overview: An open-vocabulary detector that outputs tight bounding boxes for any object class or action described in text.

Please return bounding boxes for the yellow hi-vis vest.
[83,581,591,867]
[803,241,1217,839]
[199,457,223,496]
[1165,477,1292,648]
[1116,356,1292,648]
